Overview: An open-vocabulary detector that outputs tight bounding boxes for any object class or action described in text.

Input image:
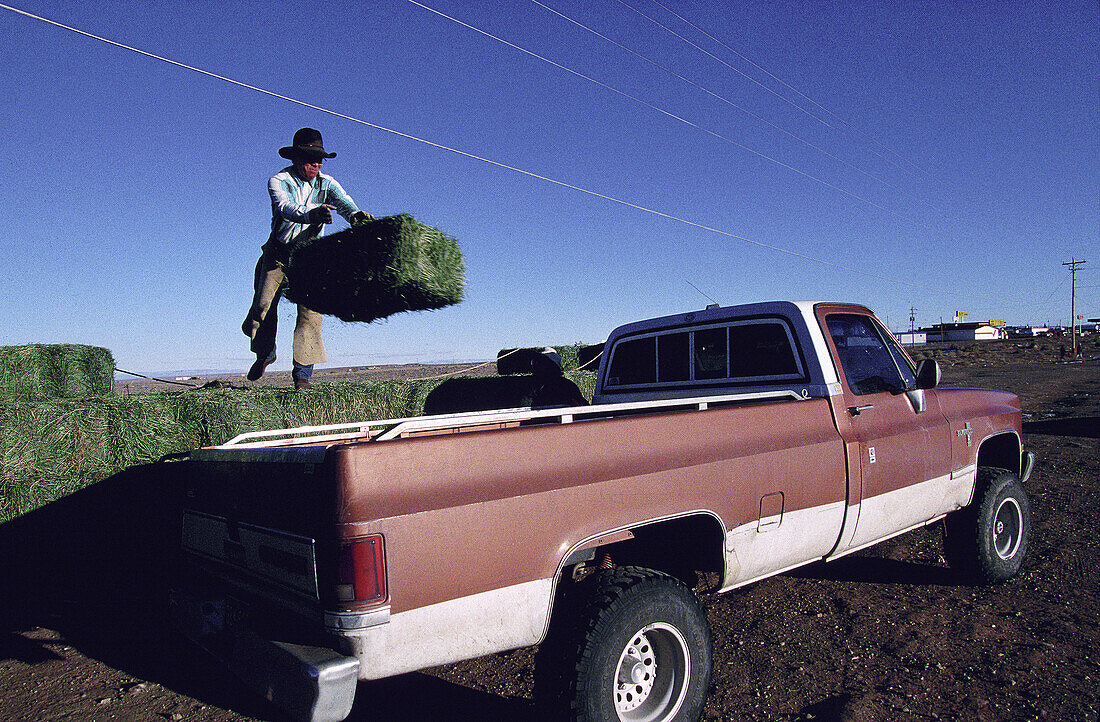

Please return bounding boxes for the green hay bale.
[567,370,596,401]
[0,378,447,523]
[0,344,115,403]
[284,214,465,323]
[1,371,591,524]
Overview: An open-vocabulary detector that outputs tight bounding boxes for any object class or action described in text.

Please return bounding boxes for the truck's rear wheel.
[549,566,712,722]
[944,466,1031,583]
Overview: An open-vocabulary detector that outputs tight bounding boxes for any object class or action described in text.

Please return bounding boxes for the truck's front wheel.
[944,466,1031,583]
[554,566,712,722]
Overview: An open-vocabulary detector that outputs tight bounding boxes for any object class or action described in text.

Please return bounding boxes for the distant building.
[898,322,1006,345]
[935,323,1004,342]
[896,331,927,346]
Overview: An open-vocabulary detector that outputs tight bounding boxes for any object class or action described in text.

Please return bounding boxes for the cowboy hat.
[279,127,337,160]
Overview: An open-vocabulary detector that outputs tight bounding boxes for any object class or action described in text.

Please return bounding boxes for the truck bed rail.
[213,389,807,450]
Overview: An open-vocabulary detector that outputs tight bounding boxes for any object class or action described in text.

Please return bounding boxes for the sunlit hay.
[284,214,465,323]
[0,378,449,523]
[566,370,596,400]
[0,344,115,403]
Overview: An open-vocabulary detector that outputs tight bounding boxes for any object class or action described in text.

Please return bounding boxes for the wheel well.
[561,514,726,591]
[977,432,1022,477]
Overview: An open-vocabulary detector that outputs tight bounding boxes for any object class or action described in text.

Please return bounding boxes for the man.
[242,127,372,389]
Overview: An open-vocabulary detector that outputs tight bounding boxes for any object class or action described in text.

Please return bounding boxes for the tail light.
[336,535,387,604]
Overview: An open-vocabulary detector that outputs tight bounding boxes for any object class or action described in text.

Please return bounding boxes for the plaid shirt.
[267,166,361,245]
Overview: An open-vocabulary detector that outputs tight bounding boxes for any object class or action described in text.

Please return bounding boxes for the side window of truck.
[826,314,914,395]
[606,320,804,388]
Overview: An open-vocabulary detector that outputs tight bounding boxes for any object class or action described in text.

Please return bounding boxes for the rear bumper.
[169,588,359,722]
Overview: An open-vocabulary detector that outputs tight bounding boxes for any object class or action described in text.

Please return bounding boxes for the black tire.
[944,466,1031,583]
[540,566,712,722]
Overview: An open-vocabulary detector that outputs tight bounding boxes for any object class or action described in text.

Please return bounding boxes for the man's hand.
[351,211,375,224]
[307,204,335,224]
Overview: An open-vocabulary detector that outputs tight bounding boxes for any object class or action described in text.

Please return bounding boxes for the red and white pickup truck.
[171,301,1034,722]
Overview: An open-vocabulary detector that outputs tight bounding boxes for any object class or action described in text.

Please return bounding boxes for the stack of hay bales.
[0,344,117,520]
[0,344,115,404]
[284,214,465,323]
[2,339,600,525]
[0,341,451,523]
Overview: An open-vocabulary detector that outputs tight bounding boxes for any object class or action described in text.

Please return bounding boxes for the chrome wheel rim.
[614,622,690,722]
[993,496,1023,560]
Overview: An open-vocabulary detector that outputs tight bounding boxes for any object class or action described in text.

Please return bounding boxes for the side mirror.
[915,359,941,390]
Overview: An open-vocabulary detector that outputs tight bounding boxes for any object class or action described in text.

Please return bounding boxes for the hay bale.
[283,214,465,323]
[0,378,448,523]
[0,344,115,403]
[1,370,596,523]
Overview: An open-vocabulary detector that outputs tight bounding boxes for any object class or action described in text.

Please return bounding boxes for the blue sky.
[1,0,1097,374]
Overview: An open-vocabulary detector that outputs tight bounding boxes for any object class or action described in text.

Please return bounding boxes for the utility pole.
[909,307,917,331]
[1063,258,1087,358]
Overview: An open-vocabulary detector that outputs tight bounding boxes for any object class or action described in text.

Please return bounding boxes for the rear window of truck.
[605,319,805,390]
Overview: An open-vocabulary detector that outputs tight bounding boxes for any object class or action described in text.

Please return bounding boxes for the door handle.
[848,404,874,416]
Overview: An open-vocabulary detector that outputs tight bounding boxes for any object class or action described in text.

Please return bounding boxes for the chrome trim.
[325,606,391,633]
[951,463,978,481]
[546,509,728,639]
[209,390,809,449]
[1021,451,1036,483]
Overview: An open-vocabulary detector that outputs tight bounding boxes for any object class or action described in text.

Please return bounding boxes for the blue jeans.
[292,361,313,382]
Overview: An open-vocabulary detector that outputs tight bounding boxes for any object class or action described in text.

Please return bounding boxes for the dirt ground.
[4,339,1099,721]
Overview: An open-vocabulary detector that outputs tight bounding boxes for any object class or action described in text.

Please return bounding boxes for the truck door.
[817,309,954,553]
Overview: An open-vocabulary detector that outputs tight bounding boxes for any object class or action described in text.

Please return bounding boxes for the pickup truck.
[170,301,1035,722]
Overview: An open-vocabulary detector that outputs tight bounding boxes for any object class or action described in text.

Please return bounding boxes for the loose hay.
[284,214,465,322]
[0,344,115,403]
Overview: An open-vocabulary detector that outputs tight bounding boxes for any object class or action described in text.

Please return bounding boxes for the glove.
[351,211,375,224]
[307,205,334,224]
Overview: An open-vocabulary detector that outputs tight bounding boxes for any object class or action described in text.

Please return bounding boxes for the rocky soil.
[4,339,1098,721]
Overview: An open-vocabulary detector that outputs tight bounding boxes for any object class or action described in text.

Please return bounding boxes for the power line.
[614,0,837,129]
[0,1,1003,304]
[638,0,935,181]
[405,0,940,232]
[530,0,911,199]
[639,0,1056,240]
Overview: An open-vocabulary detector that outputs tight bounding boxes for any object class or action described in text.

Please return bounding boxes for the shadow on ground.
[0,463,538,721]
[0,461,270,715]
[1024,416,1100,439]
[346,674,541,722]
[786,553,964,587]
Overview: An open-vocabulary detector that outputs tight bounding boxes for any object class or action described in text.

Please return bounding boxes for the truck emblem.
[957,422,974,447]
